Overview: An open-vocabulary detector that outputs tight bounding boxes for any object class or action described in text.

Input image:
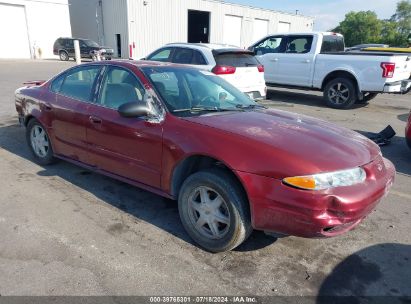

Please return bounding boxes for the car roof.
[165,42,243,52]
[85,59,201,70]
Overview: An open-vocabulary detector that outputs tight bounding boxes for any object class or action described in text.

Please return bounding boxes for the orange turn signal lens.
[283,176,316,190]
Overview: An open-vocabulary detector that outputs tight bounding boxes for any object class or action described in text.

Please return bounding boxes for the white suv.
[144,43,267,100]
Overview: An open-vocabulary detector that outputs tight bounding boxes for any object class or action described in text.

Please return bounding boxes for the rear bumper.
[236,156,395,238]
[383,79,411,93]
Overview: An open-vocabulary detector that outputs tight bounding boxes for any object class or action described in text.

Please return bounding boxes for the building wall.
[0,0,71,59]
[68,0,103,44]
[125,0,314,59]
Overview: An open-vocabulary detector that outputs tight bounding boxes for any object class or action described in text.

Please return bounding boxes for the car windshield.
[141,67,259,116]
[84,40,99,47]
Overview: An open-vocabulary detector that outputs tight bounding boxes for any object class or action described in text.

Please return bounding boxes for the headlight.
[283,167,366,190]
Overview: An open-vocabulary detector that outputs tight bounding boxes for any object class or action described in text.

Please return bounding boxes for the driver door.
[86,65,163,188]
[254,35,286,83]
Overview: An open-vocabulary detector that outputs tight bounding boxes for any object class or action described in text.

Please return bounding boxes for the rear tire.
[59,50,69,61]
[324,78,357,109]
[26,119,56,165]
[178,168,252,252]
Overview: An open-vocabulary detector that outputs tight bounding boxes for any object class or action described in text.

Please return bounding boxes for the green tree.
[380,20,401,45]
[332,11,382,46]
[390,0,411,46]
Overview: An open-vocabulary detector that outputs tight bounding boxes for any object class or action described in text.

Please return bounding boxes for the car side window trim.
[147,47,175,62]
[171,47,209,65]
[284,35,314,54]
[93,64,147,111]
[53,64,102,103]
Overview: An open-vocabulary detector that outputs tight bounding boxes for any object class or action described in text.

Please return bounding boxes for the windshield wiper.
[173,106,242,113]
[235,104,267,110]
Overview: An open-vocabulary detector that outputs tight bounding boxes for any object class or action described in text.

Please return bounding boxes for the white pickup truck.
[249,32,411,109]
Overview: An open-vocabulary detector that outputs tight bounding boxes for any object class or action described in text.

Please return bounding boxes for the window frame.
[146,47,175,62]
[49,64,103,103]
[171,47,208,65]
[284,35,314,54]
[94,64,147,111]
[253,35,286,54]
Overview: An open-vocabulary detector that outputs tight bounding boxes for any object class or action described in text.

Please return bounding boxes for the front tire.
[178,168,252,252]
[324,78,357,109]
[26,119,56,165]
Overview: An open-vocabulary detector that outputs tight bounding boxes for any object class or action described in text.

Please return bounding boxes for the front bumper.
[383,79,411,93]
[236,156,395,238]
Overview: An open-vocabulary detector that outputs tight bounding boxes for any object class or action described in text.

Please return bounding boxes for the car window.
[192,50,207,65]
[50,73,65,93]
[321,35,345,52]
[285,36,313,54]
[80,41,88,48]
[148,48,173,62]
[214,53,259,67]
[254,36,285,55]
[59,66,101,102]
[149,71,181,110]
[172,48,194,64]
[64,39,73,48]
[98,66,145,110]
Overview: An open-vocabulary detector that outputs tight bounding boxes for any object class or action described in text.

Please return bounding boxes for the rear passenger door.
[253,35,286,83]
[50,65,102,163]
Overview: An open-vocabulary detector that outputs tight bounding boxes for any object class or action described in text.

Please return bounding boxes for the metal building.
[0,0,72,59]
[69,0,314,59]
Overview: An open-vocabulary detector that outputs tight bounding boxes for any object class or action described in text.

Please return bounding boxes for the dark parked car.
[53,37,114,61]
[15,60,395,252]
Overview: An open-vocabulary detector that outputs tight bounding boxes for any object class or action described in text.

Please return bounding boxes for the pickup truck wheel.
[59,50,69,61]
[324,78,357,109]
[178,168,252,252]
[26,119,56,165]
[357,92,378,104]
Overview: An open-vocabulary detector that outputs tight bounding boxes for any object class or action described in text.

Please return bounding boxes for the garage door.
[253,19,268,43]
[0,3,31,58]
[223,15,242,47]
[278,21,291,33]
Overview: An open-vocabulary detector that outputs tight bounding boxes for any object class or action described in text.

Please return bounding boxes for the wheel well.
[321,71,359,92]
[171,155,247,200]
[24,115,35,127]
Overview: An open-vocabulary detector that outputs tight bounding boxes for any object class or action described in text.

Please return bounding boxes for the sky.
[225,0,400,31]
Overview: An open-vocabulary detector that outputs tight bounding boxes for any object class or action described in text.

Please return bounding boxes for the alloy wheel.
[30,125,49,158]
[328,82,350,105]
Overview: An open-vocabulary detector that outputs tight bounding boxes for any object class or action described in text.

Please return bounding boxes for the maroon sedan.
[406,110,411,149]
[15,60,395,252]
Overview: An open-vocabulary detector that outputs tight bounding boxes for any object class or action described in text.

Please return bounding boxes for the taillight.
[380,62,396,78]
[257,65,264,72]
[212,65,236,75]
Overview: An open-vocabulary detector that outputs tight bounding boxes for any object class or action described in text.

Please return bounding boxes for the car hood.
[182,108,380,176]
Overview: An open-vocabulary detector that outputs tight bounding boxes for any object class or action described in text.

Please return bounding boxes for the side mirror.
[118,102,150,118]
[247,46,255,53]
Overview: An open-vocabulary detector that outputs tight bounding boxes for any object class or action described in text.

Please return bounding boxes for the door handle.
[89,116,102,124]
[302,59,310,63]
[271,58,279,62]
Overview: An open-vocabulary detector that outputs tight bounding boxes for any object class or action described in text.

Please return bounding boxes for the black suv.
[53,37,114,61]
